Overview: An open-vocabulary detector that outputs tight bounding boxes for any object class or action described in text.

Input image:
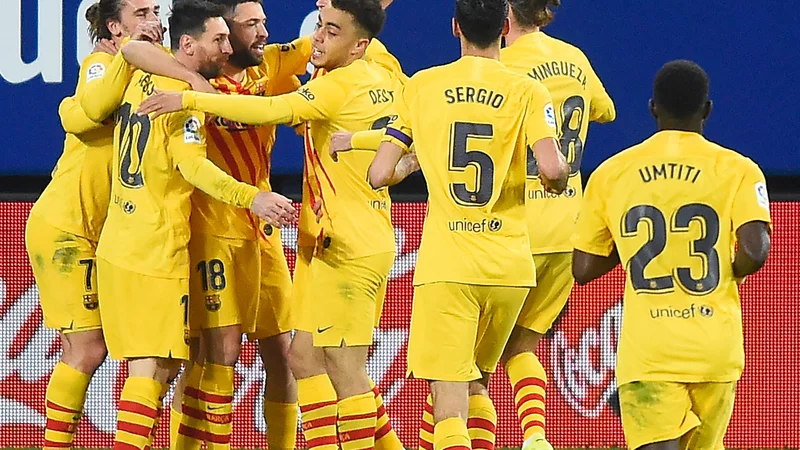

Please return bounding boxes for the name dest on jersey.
[650,304,715,320]
[639,162,702,183]
[445,86,505,109]
[447,218,503,233]
[527,60,588,89]
[369,89,394,105]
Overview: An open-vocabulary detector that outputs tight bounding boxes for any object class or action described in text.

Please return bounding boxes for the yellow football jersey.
[184,59,403,259]
[96,70,207,278]
[501,32,615,253]
[383,56,557,286]
[573,131,772,384]
[192,37,310,241]
[31,53,115,242]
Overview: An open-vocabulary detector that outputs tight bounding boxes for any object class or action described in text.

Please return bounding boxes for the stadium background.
[1,0,799,448]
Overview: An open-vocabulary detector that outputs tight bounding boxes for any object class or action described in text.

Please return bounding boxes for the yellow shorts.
[310,252,394,347]
[25,216,101,333]
[97,258,189,360]
[619,381,737,450]
[407,282,529,382]
[516,252,573,333]
[255,233,294,339]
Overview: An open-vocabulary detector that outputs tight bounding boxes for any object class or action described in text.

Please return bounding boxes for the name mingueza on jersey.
[527,61,588,89]
[639,163,702,184]
[444,86,505,109]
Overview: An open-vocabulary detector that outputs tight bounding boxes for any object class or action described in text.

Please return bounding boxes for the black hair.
[454,0,509,49]
[211,0,262,18]
[85,0,125,43]
[653,60,710,119]
[168,0,227,51]
[508,0,560,28]
[330,0,386,39]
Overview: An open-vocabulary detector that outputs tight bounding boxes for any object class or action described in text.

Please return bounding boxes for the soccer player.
[496,2,615,449]
[24,1,164,448]
[572,60,771,450]
[121,1,311,448]
[366,1,568,449]
[94,1,295,449]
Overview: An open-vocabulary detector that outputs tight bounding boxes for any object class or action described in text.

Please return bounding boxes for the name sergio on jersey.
[448,218,503,233]
[444,86,505,109]
[527,60,588,89]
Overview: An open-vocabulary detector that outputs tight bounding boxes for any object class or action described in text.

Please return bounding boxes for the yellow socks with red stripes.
[264,400,298,450]
[43,362,92,449]
[113,377,164,450]
[196,363,234,450]
[433,417,470,450]
[370,379,403,450]
[173,362,204,450]
[337,392,377,450]
[297,374,338,450]
[467,394,497,450]
[419,394,434,450]
[144,383,170,450]
[505,352,548,440]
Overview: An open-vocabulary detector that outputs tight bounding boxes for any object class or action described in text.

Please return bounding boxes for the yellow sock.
[43,362,91,449]
[433,417,470,450]
[337,392,377,450]
[144,383,170,450]
[505,352,547,440]
[467,394,496,450]
[195,363,234,450]
[114,377,164,450]
[175,362,205,450]
[370,379,403,450]
[297,374,338,450]
[264,400,298,450]
[418,394,434,450]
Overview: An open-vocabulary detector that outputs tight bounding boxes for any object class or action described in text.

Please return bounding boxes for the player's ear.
[354,37,370,57]
[452,18,460,39]
[648,99,658,121]
[501,18,510,36]
[106,19,124,40]
[702,100,712,122]
[180,34,195,56]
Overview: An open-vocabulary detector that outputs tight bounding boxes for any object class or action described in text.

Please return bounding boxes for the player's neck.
[174,52,201,75]
[505,26,539,47]
[461,41,501,60]
[222,63,247,83]
[657,120,704,134]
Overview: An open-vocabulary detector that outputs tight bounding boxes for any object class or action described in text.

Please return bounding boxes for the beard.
[228,33,263,69]
[198,61,224,80]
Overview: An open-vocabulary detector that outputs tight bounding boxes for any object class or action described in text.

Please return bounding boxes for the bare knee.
[430,381,469,423]
[260,333,297,402]
[501,326,544,365]
[469,376,489,397]
[60,330,107,374]
[323,346,370,399]
[288,331,326,380]
[203,326,242,367]
[129,358,182,384]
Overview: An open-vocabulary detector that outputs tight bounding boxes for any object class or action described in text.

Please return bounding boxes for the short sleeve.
[525,81,558,147]
[382,82,413,153]
[572,169,615,256]
[167,109,207,167]
[731,159,772,231]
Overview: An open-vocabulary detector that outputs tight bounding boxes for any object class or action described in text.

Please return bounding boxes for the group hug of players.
[26,0,773,449]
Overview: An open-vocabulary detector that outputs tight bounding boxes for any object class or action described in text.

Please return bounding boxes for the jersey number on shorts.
[117,102,152,189]
[623,203,721,295]
[448,121,494,207]
[528,95,585,177]
[197,259,227,291]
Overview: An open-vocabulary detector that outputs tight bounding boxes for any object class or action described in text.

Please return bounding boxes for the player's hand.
[93,39,118,55]
[131,21,164,43]
[137,90,184,118]
[250,191,296,227]
[312,200,324,223]
[329,131,354,162]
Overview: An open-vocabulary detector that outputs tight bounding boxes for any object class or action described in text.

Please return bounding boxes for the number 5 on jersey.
[449,121,495,207]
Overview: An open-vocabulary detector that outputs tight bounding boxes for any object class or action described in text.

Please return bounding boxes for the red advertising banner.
[0,202,798,448]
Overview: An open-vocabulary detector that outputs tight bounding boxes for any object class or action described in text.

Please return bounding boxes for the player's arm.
[587,63,616,123]
[368,83,418,188]
[571,169,619,284]
[169,111,295,225]
[59,50,118,134]
[263,37,312,83]
[527,82,569,192]
[120,41,216,93]
[78,48,135,122]
[59,96,104,135]
[730,162,773,279]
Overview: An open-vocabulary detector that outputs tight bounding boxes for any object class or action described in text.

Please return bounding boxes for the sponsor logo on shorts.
[82,293,98,310]
[205,294,221,312]
[447,218,503,233]
[649,304,714,320]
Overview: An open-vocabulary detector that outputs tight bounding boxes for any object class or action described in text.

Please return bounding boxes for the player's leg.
[289,246,338,450]
[681,382,737,450]
[500,253,572,450]
[370,282,403,450]
[25,218,107,450]
[97,258,189,450]
[618,381,700,450]
[313,252,394,450]
[254,236,298,450]
[169,337,203,450]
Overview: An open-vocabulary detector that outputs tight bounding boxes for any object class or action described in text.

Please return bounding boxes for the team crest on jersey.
[86,63,106,82]
[184,116,202,144]
[83,294,98,310]
[755,182,769,210]
[205,294,222,312]
[544,103,556,129]
[488,218,503,232]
